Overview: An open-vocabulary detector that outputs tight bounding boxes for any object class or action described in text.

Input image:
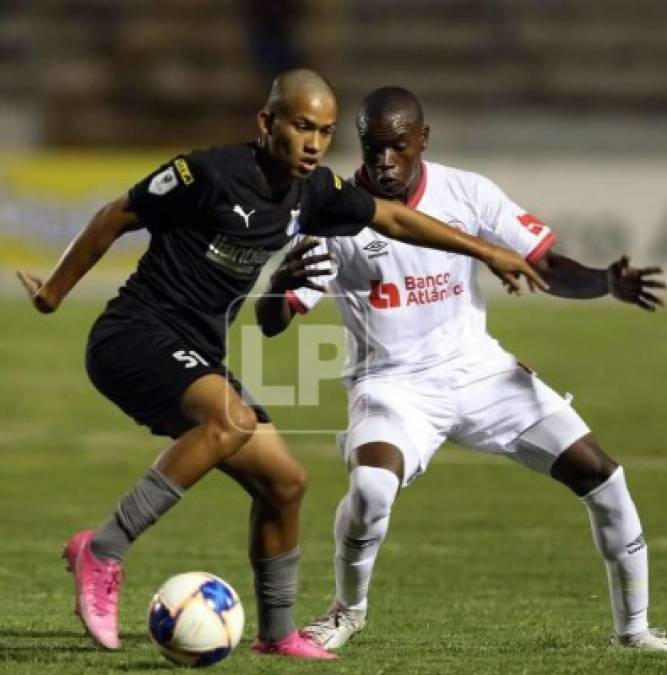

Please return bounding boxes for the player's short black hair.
[264,69,336,116]
[357,87,424,132]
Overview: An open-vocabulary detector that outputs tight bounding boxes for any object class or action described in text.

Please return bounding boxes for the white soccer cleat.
[301,602,367,650]
[613,627,667,652]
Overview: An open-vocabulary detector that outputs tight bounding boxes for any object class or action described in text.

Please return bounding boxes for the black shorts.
[86,313,270,438]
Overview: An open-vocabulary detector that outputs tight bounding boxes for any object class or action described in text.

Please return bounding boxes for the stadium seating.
[0,0,666,146]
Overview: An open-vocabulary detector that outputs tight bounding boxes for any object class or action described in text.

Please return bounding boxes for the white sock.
[582,466,648,636]
[334,466,400,611]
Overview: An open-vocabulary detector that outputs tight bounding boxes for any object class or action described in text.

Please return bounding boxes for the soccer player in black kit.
[17,69,546,660]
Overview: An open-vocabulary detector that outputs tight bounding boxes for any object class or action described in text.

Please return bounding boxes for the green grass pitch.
[1,294,666,674]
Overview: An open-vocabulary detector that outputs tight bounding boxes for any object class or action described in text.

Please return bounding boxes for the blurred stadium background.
[1,4,666,673]
[1,0,667,280]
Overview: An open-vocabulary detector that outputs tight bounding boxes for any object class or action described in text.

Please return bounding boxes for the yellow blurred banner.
[0,152,174,269]
[1,151,167,200]
[2,151,667,271]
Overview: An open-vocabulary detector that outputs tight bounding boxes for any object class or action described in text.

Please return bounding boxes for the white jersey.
[288,161,556,385]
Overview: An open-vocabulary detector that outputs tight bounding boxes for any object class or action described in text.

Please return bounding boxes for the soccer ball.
[147,572,245,667]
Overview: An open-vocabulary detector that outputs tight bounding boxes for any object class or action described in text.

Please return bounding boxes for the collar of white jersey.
[353,161,428,209]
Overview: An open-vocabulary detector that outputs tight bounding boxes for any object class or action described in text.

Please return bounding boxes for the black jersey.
[99,143,375,360]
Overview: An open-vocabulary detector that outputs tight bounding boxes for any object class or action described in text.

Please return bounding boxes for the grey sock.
[91,467,184,561]
[253,547,300,643]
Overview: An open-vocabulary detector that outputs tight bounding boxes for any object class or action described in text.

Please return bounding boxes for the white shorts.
[342,353,590,486]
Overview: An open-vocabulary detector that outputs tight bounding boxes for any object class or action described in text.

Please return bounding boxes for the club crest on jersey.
[286,208,301,237]
[148,167,178,195]
[233,204,255,228]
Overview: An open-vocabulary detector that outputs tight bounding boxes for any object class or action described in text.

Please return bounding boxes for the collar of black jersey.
[250,142,303,202]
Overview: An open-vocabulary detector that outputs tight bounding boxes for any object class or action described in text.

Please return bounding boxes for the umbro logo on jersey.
[364,240,387,253]
[363,240,389,259]
[233,204,255,228]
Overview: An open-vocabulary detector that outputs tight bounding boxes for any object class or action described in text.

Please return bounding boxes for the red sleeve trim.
[526,232,557,264]
[286,289,309,314]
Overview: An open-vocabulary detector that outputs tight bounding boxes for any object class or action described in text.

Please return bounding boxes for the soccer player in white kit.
[255,87,666,652]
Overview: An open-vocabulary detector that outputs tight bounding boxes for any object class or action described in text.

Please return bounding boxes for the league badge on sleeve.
[517,213,545,236]
[174,158,194,185]
[148,167,178,196]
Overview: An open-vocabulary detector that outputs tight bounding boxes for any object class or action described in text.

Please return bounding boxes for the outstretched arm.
[370,198,548,294]
[533,251,664,311]
[16,195,142,313]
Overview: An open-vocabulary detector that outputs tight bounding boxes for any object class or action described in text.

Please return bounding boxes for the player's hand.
[608,255,664,311]
[482,246,549,295]
[269,237,334,294]
[16,270,58,313]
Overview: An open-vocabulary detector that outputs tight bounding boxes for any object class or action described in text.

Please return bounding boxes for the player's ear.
[257,109,275,136]
[421,125,430,152]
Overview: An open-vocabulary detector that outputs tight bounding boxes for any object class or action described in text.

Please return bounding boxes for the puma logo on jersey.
[233,204,256,228]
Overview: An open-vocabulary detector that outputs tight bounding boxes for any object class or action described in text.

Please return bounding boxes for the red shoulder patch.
[517,213,544,235]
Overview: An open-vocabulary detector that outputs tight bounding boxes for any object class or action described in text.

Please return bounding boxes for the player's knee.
[223,400,257,440]
[202,403,257,454]
[266,463,307,508]
[552,435,618,496]
[209,400,257,435]
[585,462,618,494]
[350,487,393,530]
[349,466,398,530]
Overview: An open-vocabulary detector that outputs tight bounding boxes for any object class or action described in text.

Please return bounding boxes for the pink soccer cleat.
[63,528,123,650]
[251,630,338,659]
